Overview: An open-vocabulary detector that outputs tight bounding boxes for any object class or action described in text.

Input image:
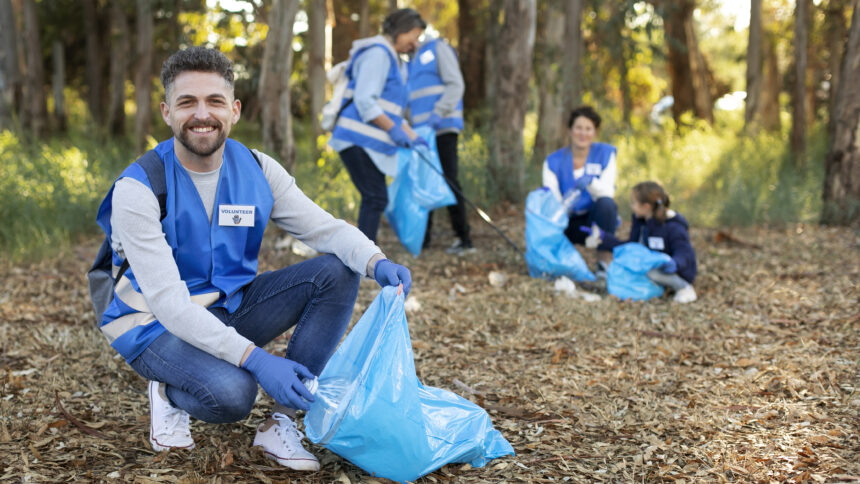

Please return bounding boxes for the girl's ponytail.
[632,181,670,223]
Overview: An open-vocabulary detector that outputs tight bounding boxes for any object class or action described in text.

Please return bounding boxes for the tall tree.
[791,0,809,161]
[107,1,129,136]
[0,0,22,130]
[488,0,535,202]
[134,0,154,152]
[22,0,47,137]
[822,0,860,226]
[532,0,566,165]
[655,0,714,124]
[458,0,488,117]
[561,0,584,116]
[82,0,105,125]
[745,0,763,129]
[359,0,371,38]
[331,0,361,64]
[825,0,848,131]
[51,41,66,132]
[308,0,327,140]
[259,0,300,171]
[760,29,781,131]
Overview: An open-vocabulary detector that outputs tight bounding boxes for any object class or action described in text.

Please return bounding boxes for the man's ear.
[160,101,171,125]
[232,99,242,125]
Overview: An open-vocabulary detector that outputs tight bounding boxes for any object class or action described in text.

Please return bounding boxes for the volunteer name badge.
[585,163,602,176]
[648,236,665,250]
[419,49,435,64]
[218,205,255,227]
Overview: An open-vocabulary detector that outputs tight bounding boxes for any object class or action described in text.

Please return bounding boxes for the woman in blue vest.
[329,9,427,243]
[542,106,619,277]
[408,36,473,254]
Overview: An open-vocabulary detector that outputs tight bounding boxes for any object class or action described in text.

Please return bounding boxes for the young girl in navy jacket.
[587,181,697,303]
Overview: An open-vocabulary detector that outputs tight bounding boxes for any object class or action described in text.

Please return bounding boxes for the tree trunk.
[489,0,535,202]
[388,0,397,12]
[760,30,781,131]
[308,0,327,140]
[458,0,488,118]
[745,0,762,129]
[22,0,47,137]
[659,0,713,124]
[0,0,22,130]
[259,0,300,171]
[826,0,848,132]
[82,0,104,125]
[791,0,808,161]
[562,0,584,116]
[134,0,154,153]
[611,3,632,128]
[107,1,129,137]
[51,40,66,132]
[822,0,860,226]
[358,0,370,38]
[532,0,565,165]
[331,0,360,64]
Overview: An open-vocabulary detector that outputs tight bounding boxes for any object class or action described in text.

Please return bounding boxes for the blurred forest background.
[0,0,858,260]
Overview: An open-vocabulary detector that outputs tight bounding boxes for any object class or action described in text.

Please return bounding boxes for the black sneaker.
[445,238,476,255]
[594,260,609,279]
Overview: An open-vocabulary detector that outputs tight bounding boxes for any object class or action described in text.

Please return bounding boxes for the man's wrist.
[239,344,257,367]
[366,253,386,278]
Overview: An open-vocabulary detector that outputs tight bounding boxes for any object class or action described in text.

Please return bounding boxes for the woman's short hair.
[568,106,601,129]
[382,8,427,38]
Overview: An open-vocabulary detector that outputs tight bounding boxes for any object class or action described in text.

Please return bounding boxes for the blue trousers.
[339,146,388,242]
[129,254,360,423]
[564,197,619,251]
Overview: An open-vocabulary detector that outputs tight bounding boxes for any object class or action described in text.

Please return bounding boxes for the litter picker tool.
[412,146,524,256]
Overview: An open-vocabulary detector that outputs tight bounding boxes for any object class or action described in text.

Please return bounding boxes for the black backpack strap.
[114,150,166,283]
[248,148,263,168]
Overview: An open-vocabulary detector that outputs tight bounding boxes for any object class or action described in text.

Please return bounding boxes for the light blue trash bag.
[524,188,596,281]
[384,126,455,257]
[304,287,514,482]
[607,242,673,301]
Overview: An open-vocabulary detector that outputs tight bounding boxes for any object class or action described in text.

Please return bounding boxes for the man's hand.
[426,112,443,129]
[241,347,315,411]
[387,125,412,148]
[374,259,412,296]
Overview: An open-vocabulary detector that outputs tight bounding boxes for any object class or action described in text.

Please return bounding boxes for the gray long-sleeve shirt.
[430,39,465,135]
[110,148,384,366]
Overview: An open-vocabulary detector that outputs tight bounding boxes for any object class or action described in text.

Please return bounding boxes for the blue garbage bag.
[606,242,673,301]
[304,287,514,482]
[524,188,595,281]
[384,126,455,256]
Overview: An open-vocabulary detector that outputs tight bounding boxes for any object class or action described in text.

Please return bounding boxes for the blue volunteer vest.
[95,138,273,362]
[331,43,408,155]
[546,142,616,214]
[407,39,464,132]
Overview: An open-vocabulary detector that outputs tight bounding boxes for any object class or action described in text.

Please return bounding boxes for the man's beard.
[174,120,227,157]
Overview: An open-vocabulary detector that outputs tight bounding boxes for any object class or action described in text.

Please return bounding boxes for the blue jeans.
[646,269,690,291]
[129,254,360,423]
[564,197,619,251]
[339,146,388,242]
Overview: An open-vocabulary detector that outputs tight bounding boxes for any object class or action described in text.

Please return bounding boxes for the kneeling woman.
[542,106,619,276]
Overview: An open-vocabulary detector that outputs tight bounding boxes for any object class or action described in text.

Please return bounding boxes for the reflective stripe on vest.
[407,39,464,131]
[95,138,273,362]
[331,43,408,155]
[546,142,616,214]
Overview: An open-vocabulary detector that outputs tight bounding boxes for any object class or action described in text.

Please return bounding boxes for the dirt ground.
[1,210,858,483]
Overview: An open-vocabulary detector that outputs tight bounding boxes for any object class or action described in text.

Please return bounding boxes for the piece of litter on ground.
[488,271,507,287]
[553,276,577,297]
[291,239,319,258]
[274,235,293,250]
[404,296,422,313]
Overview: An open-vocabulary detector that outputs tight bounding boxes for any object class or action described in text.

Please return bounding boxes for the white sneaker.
[148,380,195,452]
[253,413,320,471]
[445,238,476,255]
[673,285,697,303]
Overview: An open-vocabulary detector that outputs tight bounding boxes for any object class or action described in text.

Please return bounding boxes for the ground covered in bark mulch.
[1,210,858,483]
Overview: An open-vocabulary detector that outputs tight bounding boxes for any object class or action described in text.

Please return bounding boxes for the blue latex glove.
[426,112,443,129]
[574,176,592,191]
[579,224,603,249]
[242,347,315,411]
[388,125,412,148]
[374,259,412,296]
[413,136,430,149]
[660,258,678,274]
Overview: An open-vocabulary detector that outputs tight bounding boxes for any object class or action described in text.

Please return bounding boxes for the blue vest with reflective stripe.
[546,142,616,214]
[331,43,408,155]
[95,138,273,362]
[408,39,464,131]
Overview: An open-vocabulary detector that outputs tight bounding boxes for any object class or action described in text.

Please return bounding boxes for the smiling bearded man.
[93,46,413,472]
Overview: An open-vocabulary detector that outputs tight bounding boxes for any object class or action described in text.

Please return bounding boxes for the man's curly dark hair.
[160,46,234,99]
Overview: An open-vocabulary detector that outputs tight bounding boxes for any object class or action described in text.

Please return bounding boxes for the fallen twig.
[54,392,109,440]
